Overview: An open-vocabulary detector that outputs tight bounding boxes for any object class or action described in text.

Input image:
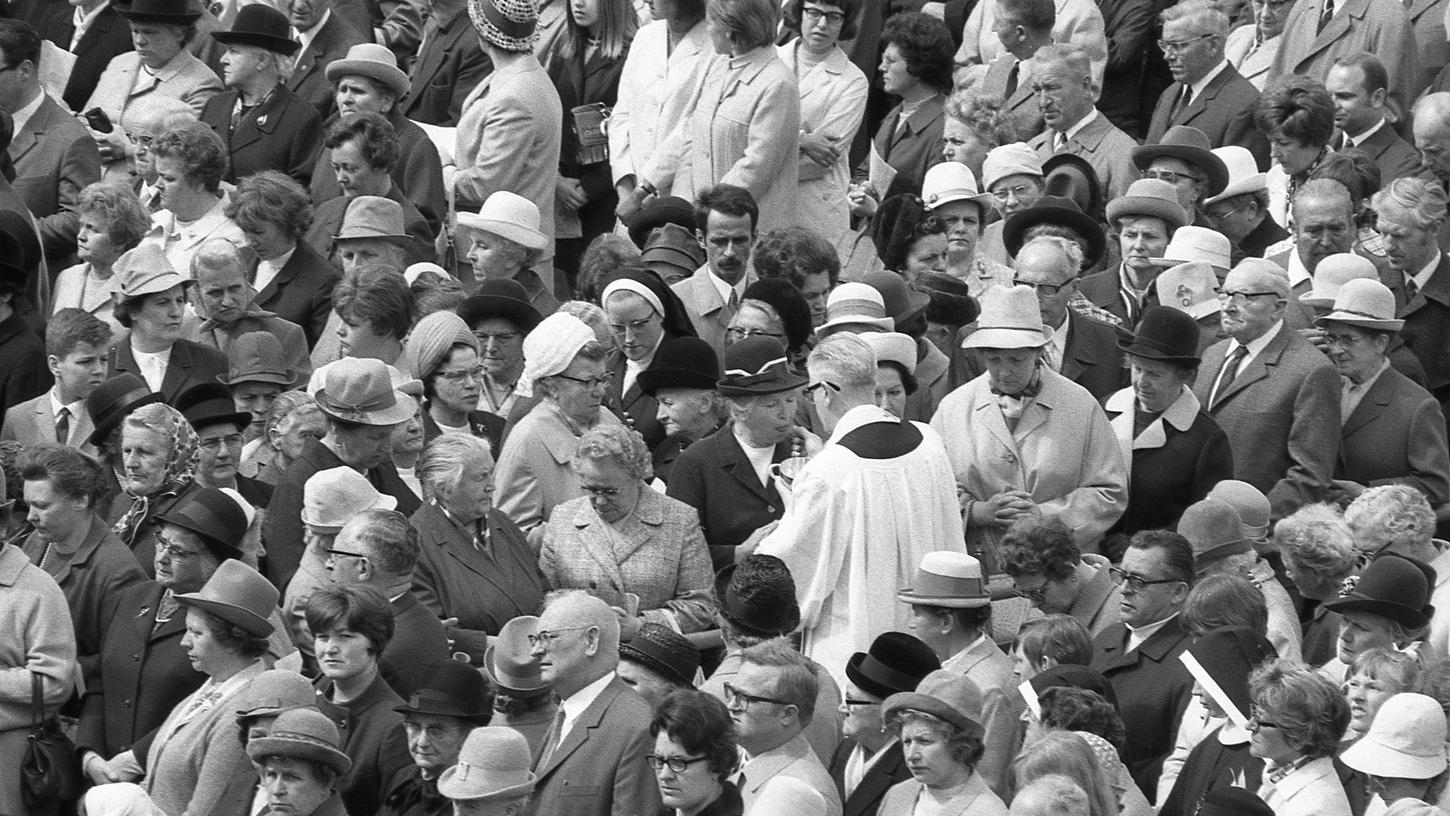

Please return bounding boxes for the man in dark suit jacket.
[1376,177,1450,415]
[1098,0,1156,139]
[1145,7,1268,169]
[35,1,134,113]
[1091,533,1196,800]
[286,1,369,115]
[200,6,325,187]
[0,19,102,266]
[1192,260,1341,521]
[975,0,1052,141]
[400,0,491,126]
[1328,54,1422,186]
[529,592,662,816]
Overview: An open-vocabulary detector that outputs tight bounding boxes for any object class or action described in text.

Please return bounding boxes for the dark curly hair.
[1249,658,1349,759]
[881,12,955,94]
[325,111,399,173]
[1038,687,1127,757]
[651,690,740,781]
[333,268,413,341]
[1254,74,1335,151]
[753,226,841,288]
[782,0,859,40]
[1000,517,1080,580]
[304,585,396,655]
[227,170,315,242]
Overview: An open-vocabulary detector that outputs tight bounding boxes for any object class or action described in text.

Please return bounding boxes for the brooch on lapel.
[256,114,268,128]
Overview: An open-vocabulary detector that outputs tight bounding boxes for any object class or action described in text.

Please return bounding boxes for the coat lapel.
[717,431,776,504]
[1341,369,1392,436]
[159,342,193,397]
[537,680,621,777]
[8,101,43,164]
[970,388,1020,456]
[1214,329,1286,406]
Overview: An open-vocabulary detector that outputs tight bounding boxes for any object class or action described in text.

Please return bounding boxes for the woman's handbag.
[20,672,83,816]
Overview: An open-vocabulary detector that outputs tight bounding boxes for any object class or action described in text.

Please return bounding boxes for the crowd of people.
[6,0,1450,812]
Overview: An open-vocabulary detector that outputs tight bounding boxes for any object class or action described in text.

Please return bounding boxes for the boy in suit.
[1,308,109,454]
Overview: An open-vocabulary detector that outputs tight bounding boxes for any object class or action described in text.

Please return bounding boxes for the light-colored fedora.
[1148,226,1233,272]
[897,552,991,608]
[246,707,352,776]
[1155,262,1222,320]
[1340,692,1448,780]
[314,357,418,425]
[174,559,278,638]
[325,42,410,99]
[982,142,1045,190]
[1204,146,1268,205]
[457,191,547,252]
[1132,125,1230,195]
[301,466,397,532]
[437,726,537,801]
[113,244,190,298]
[882,669,985,736]
[963,285,1049,349]
[862,332,917,375]
[484,615,551,697]
[334,196,410,244]
[1314,278,1404,331]
[815,282,896,336]
[1299,253,1379,308]
[1178,498,1254,572]
[922,162,995,214]
[1105,178,1189,229]
[234,669,318,721]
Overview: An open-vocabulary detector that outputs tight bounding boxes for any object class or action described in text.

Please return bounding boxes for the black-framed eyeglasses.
[723,682,791,708]
[553,372,613,389]
[805,380,841,398]
[1213,288,1281,304]
[843,697,879,707]
[1143,167,1205,186]
[801,6,846,24]
[726,326,785,341]
[1108,567,1184,592]
[1157,33,1215,53]
[647,754,712,773]
[527,626,592,647]
[326,548,369,561]
[1247,710,1280,731]
[1014,278,1073,296]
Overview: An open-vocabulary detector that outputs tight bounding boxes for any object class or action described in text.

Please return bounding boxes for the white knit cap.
[517,312,595,398]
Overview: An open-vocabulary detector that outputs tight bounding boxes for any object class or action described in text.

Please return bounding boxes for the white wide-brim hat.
[457,190,547,252]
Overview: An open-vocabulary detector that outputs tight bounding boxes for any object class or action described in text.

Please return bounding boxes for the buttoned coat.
[1092,616,1195,800]
[1343,123,1421,187]
[74,580,207,758]
[737,732,843,816]
[10,93,102,263]
[200,85,324,187]
[1102,385,1235,542]
[286,13,369,115]
[315,673,412,816]
[980,55,1043,142]
[877,772,1006,816]
[85,48,222,136]
[1029,111,1142,200]
[608,19,710,190]
[931,369,1128,565]
[1191,325,1342,520]
[830,739,909,816]
[955,309,1127,401]
[1271,0,1418,121]
[866,93,944,205]
[106,338,229,405]
[1224,27,1279,91]
[1390,252,1450,402]
[670,265,756,357]
[251,239,342,349]
[528,676,661,816]
[310,109,446,238]
[604,349,664,450]
[492,403,622,547]
[666,422,790,571]
[541,489,716,632]
[455,55,563,269]
[0,311,49,419]
[409,502,549,661]
[1336,364,1450,503]
[2,391,97,455]
[644,46,800,232]
[1147,65,1269,170]
[400,0,492,126]
[41,2,133,112]
[778,42,868,244]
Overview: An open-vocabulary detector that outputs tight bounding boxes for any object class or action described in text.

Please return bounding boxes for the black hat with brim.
[1002,196,1107,269]
[86,373,166,446]
[1118,305,1203,365]
[115,0,203,22]
[1043,153,1105,222]
[626,197,698,249]
[457,279,544,333]
[210,4,299,54]
[637,336,721,396]
[845,632,941,700]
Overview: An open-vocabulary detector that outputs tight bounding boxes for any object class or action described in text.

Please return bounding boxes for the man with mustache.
[672,184,759,357]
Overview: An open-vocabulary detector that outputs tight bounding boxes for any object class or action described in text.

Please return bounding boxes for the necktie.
[1406,276,1420,302]
[1317,0,1334,33]
[1053,131,1066,152]
[1005,62,1020,99]
[55,407,69,444]
[1211,345,1250,409]
[724,287,740,327]
[538,708,567,768]
[1172,85,1192,119]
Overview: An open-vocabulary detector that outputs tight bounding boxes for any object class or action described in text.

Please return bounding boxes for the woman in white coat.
[777,0,868,245]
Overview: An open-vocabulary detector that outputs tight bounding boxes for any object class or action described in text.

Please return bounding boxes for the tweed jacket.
[409,502,549,661]
[609,18,710,189]
[199,84,325,187]
[1146,64,1270,170]
[980,54,1043,142]
[529,675,662,816]
[865,93,944,205]
[955,309,1127,401]
[10,93,101,264]
[2,389,96,454]
[1271,0,1418,120]
[310,109,446,238]
[1336,364,1450,503]
[401,0,492,126]
[106,338,229,405]
[931,368,1128,565]
[41,2,133,112]
[1092,616,1195,800]
[1029,110,1142,200]
[737,732,844,816]
[1191,323,1342,520]
[541,489,716,633]
[1409,0,1449,94]
[286,12,369,115]
[1103,385,1235,542]
[263,437,421,588]
[666,422,790,571]
[778,42,869,245]
[144,660,266,816]
[1224,27,1279,91]
[829,739,910,816]
[455,54,563,269]
[605,349,665,450]
[0,544,75,816]
[84,48,222,139]
[251,240,341,349]
[644,47,800,232]
[1391,252,1450,401]
[877,772,1006,816]
[670,265,757,358]
[315,673,412,816]
[1343,119,1422,186]
[493,402,623,547]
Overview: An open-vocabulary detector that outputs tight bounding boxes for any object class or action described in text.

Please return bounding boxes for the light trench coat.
[608,19,711,191]
[777,42,868,245]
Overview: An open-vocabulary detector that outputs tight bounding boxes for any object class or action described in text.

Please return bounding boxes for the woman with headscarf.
[108,402,203,577]
[600,267,698,449]
[493,312,624,546]
[400,310,507,454]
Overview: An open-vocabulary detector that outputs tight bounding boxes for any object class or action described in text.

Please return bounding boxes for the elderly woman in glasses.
[649,690,743,816]
[540,424,715,640]
[1246,658,1353,816]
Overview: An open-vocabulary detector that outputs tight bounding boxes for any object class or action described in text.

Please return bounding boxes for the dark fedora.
[1043,153,1104,222]
[619,623,700,687]
[457,278,544,333]
[115,0,202,22]
[637,337,720,396]
[861,268,930,329]
[175,559,277,637]
[716,336,806,397]
[86,373,164,446]
[642,223,706,281]
[393,659,495,724]
[155,485,248,562]
[1028,665,1118,707]
[845,632,941,701]
[625,196,698,249]
[744,278,812,352]
[1002,196,1107,269]
[1132,125,1231,197]
[1324,553,1435,630]
[210,4,298,54]
[1118,305,1202,365]
[717,555,801,639]
[176,382,253,433]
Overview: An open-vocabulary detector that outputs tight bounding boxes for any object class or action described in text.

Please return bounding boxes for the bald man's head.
[532,591,621,698]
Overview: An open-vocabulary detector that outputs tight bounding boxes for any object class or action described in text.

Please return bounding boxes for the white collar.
[1228,318,1284,364]
[1287,246,1313,289]
[1346,116,1387,145]
[1060,109,1099,141]
[48,389,85,421]
[9,89,44,137]
[72,1,108,33]
[558,671,615,738]
[1409,252,1442,293]
[707,267,747,308]
[1125,612,1177,651]
[1188,60,1230,98]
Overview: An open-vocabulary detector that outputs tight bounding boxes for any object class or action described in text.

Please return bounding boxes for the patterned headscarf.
[113,403,200,546]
